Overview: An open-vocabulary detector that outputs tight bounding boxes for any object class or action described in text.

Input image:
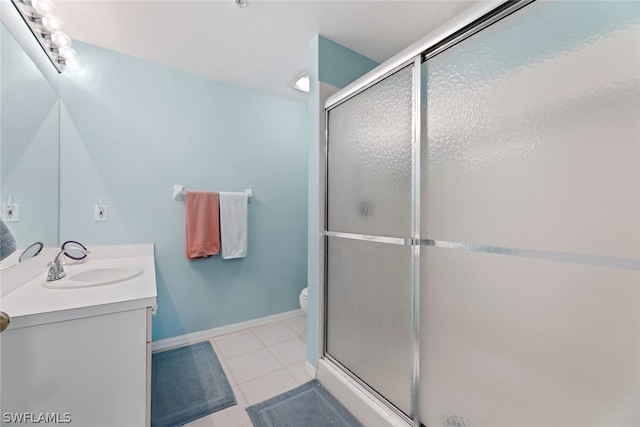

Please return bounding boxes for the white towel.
[219,192,248,259]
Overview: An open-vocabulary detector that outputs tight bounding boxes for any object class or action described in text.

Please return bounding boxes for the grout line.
[237,367,299,408]
[237,367,282,387]
[280,366,300,386]
[226,347,284,386]
[263,341,287,371]
[285,363,313,386]
[213,329,265,360]
[232,384,251,415]
[224,342,276,365]
[214,327,265,345]
[263,336,308,368]
[250,322,287,347]
[281,319,302,336]
[250,322,301,348]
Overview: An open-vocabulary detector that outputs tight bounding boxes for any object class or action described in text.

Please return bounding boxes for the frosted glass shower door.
[420,2,640,426]
[326,65,415,416]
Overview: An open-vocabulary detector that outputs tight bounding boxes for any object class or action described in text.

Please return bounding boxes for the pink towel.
[185,191,220,259]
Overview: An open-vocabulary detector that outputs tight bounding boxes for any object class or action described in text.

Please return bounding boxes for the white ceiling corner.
[54,0,478,103]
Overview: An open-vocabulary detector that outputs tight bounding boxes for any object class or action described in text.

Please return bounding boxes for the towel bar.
[173,185,253,203]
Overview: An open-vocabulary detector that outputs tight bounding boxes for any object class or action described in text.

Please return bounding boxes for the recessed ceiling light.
[292,72,309,93]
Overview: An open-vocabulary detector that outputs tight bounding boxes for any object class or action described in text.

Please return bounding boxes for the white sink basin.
[43,265,143,289]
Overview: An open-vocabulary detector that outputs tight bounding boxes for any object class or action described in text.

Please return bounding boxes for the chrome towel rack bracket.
[173,185,253,203]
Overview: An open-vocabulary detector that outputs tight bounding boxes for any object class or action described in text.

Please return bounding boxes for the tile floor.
[186,314,312,427]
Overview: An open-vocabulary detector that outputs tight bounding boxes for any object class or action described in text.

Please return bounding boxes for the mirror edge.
[0,0,60,91]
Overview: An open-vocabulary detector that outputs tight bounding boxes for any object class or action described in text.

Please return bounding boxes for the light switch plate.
[2,203,19,222]
[95,204,108,221]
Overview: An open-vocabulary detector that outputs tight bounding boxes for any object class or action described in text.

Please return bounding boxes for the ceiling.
[54,0,477,103]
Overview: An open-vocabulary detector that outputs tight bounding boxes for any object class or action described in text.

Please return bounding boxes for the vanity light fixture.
[10,0,75,72]
[292,72,310,93]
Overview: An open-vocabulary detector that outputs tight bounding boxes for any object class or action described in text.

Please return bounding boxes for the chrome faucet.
[46,248,90,282]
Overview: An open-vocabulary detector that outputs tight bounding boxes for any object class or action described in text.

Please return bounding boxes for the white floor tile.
[268,337,307,367]
[210,386,251,427]
[185,414,215,426]
[226,348,282,384]
[286,360,313,385]
[212,410,250,427]
[252,322,299,346]
[175,316,311,426]
[213,330,263,359]
[240,369,298,406]
[283,315,307,336]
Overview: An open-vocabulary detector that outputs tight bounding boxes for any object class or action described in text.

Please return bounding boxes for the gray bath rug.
[246,379,363,427]
[151,340,236,426]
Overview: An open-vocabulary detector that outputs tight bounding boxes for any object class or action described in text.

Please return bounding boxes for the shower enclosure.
[323,1,640,426]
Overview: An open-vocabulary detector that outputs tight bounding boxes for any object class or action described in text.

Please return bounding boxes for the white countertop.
[0,244,157,330]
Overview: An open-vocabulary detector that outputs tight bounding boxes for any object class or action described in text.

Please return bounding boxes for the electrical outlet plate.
[2,203,19,222]
[95,204,108,221]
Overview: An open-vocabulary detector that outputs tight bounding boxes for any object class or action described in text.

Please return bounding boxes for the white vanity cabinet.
[0,308,151,425]
[0,244,157,426]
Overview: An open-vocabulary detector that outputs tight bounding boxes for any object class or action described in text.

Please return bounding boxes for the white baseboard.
[305,360,317,378]
[152,309,305,352]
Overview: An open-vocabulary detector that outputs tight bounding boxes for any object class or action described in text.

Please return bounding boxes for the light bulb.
[32,0,55,16]
[59,47,76,60]
[42,15,63,32]
[63,57,79,70]
[52,32,71,48]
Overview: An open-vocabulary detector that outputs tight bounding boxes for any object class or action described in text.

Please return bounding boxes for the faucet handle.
[46,250,70,281]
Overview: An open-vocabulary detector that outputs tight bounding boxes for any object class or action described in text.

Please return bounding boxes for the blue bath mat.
[246,379,363,427]
[151,341,236,427]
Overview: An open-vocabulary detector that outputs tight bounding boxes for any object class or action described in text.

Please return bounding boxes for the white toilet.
[299,287,308,314]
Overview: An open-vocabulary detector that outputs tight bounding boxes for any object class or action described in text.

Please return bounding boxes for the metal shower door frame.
[321,1,535,425]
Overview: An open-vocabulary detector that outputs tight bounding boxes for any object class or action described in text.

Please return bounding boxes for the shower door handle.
[0,311,10,333]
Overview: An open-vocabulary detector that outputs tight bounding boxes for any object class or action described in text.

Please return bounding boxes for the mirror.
[18,241,43,262]
[61,240,88,261]
[0,22,60,269]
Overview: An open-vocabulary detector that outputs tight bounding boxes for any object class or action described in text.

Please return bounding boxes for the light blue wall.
[307,35,378,367]
[59,42,309,341]
[318,36,379,89]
